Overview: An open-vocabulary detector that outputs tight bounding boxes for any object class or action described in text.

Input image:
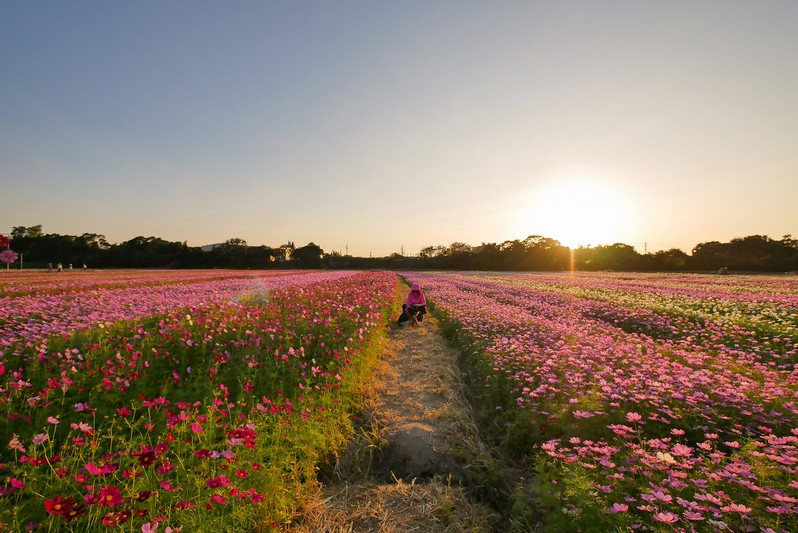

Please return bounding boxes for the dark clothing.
[398,303,426,325]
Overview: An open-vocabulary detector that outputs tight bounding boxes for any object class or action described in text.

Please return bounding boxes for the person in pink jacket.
[398,282,427,326]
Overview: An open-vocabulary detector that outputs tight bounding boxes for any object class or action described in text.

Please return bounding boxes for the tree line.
[5,225,798,272]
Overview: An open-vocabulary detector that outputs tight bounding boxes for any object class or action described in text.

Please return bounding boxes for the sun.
[520,176,631,248]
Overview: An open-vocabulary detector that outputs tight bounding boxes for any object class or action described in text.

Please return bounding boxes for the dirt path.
[285,312,500,532]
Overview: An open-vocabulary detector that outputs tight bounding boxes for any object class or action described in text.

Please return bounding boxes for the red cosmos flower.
[101,509,131,526]
[45,496,78,516]
[44,495,87,521]
[205,475,231,489]
[122,467,143,479]
[174,500,196,510]
[157,461,176,475]
[132,449,157,467]
[63,504,87,521]
[97,486,125,507]
[20,455,46,467]
[209,494,227,505]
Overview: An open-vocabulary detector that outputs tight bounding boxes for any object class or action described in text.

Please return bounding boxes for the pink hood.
[405,283,426,306]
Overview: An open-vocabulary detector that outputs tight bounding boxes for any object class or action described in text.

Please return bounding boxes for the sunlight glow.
[520,175,631,249]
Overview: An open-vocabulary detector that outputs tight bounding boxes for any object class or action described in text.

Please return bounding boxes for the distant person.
[48,263,53,273]
[719,266,729,275]
[57,262,62,272]
[68,263,73,271]
[82,263,87,270]
[398,282,427,326]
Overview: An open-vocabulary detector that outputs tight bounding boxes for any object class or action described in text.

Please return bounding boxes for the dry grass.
[288,476,497,532]
[282,310,501,532]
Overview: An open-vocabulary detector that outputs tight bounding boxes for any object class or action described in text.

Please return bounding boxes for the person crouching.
[398,282,427,326]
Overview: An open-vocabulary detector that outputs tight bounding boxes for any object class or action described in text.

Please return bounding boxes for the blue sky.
[2,1,797,256]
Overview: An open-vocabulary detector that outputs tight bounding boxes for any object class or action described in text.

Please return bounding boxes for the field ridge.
[285,311,503,532]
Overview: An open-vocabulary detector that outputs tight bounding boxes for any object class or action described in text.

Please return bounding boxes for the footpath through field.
[286,310,501,532]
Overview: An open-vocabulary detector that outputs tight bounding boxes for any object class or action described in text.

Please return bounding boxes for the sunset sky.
[2,1,796,257]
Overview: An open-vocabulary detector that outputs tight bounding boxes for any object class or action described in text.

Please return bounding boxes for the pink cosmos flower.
[625,412,643,423]
[85,461,118,476]
[0,249,18,263]
[8,435,26,453]
[671,443,692,457]
[723,503,752,514]
[159,480,181,492]
[652,511,679,524]
[609,503,628,513]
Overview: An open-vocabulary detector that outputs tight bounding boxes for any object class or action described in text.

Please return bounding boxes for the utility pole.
[644,242,648,254]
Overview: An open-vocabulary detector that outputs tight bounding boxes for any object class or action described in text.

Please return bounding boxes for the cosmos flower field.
[1,269,397,532]
[407,271,798,532]
[3,269,797,532]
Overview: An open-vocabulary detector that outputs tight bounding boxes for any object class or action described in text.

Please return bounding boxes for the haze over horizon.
[3,2,796,257]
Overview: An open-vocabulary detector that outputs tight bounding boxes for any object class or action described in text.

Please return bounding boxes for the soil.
[284,312,501,532]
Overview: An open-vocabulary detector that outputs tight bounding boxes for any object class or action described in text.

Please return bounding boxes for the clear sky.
[2,1,796,257]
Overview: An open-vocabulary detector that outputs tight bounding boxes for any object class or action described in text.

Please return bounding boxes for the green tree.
[11,225,43,238]
[292,242,324,268]
[649,248,689,271]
